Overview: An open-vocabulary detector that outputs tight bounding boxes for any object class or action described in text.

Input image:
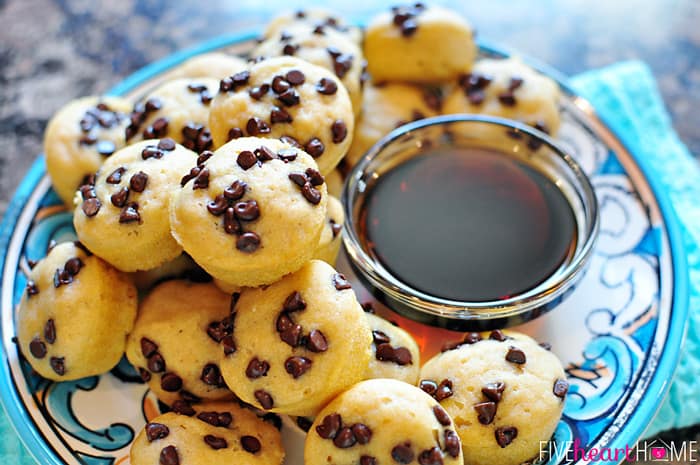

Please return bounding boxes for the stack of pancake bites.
[17,4,569,465]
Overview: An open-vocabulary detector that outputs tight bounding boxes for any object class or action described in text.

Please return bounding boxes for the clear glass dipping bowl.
[342,115,599,331]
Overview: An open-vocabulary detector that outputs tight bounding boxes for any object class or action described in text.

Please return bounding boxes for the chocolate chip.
[435,379,453,402]
[418,447,444,465]
[463,332,482,344]
[207,194,228,216]
[146,422,170,442]
[53,268,73,288]
[50,356,65,376]
[110,187,129,207]
[505,346,526,364]
[224,180,247,200]
[254,389,274,409]
[187,83,207,93]
[255,146,275,162]
[95,140,116,157]
[401,19,418,36]
[278,88,300,106]
[141,145,164,160]
[352,423,372,445]
[508,76,524,91]
[316,413,341,439]
[289,172,307,187]
[467,90,485,105]
[331,120,347,144]
[82,198,101,217]
[29,338,46,359]
[333,427,356,448]
[246,117,271,136]
[362,302,375,313]
[161,372,183,392]
[276,312,294,332]
[306,329,328,352]
[432,405,451,426]
[148,353,166,373]
[332,273,352,290]
[141,337,158,358]
[422,87,443,112]
[222,335,236,355]
[246,357,270,379]
[279,323,302,347]
[277,147,298,161]
[180,166,200,186]
[489,330,506,341]
[249,84,270,100]
[495,426,518,448]
[296,416,313,432]
[44,319,56,344]
[270,106,293,124]
[145,98,162,112]
[392,442,414,464]
[64,257,83,276]
[372,330,391,345]
[227,127,244,140]
[106,167,126,184]
[119,202,141,224]
[233,200,260,221]
[157,138,176,151]
[301,182,322,205]
[160,445,179,465]
[138,367,151,381]
[222,207,240,233]
[232,70,250,87]
[316,77,338,95]
[197,411,231,427]
[26,281,39,297]
[283,291,307,312]
[190,168,209,190]
[282,43,299,55]
[272,75,290,94]
[376,343,395,361]
[204,435,228,450]
[286,69,305,86]
[553,379,569,398]
[236,232,261,253]
[171,400,195,416]
[498,92,516,106]
[285,356,312,378]
[539,342,552,351]
[216,412,232,427]
[443,430,460,457]
[393,347,413,365]
[332,54,353,79]
[241,435,261,453]
[237,150,258,170]
[474,401,497,425]
[361,456,377,465]
[482,381,506,403]
[200,363,224,386]
[419,379,438,396]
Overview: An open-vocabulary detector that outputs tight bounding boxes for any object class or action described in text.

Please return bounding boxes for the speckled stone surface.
[0,0,698,461]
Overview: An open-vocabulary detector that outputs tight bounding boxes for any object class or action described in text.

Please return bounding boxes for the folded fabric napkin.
[1,61,697,463]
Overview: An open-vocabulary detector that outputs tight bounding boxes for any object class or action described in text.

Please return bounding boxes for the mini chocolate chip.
[207,195,228,216]
[26,281,39,297]
[246,357,270,379]
[285,356,312,378]
[463,332,482,344]
[200,90,213,105]
[419,379,438,396]
[254,389,274,409]
[433,405,451,426]
[241,435,262,453]
[474,401,497,425]
[361,456,377,465]
[277,148,298,161]
[201,363,224,386]
[276,312,294,332]
[283,291,307,312]
[231,70,250,87]
[332,54,353,78]
[331,221,342,238]
[316,413,341,439]
[246,117,271,136]
[139,367,151,381]
[216,412,232,427]
[279,323,302,347]
[272,75,291,94]
[316,77,338,95]
[95,140,116,156]
[82,198,101,217]
[79,184,96,200]
[392,442,414,464]
[553,379,569,398]
[372,330,391,345]
[141,145,164,160]
[333,427,356,448]
[301,182,322,204]
[495,426,518,448]
[236,232,261,253]
[161,372,183,392]
[141,337,158,358]
[418,447,444,465]
[148,352,166,372]
[204,435,228,450]
[303,169,323,187]
[255,145,275,162]
[401,19,418,36]
[234,200,260,221]
[44,319,56,344]
[180,166,200,187]
[482,381,506,402]
[29,338,46,359]
[50,356,65,376]
[278,88,300,106]
[237,150,258,170]
[249,84,270,100]
[64,257,83,276]
[332,273,352,290]
[539,341,552,351]
[362,302,375,313]
[508,76,524,90]
[289,172,307,187]
[467,89,485,105]
[187,83,207,93]
[160,445,179,465]
[53,268,73,288]
[498,92,516,106]
[282,43,299,55]
[376,343,396,362]
[352,423,372,445]
[393,347,413,365]
[146,422,170,442]
[330,120,347,144]
[505,346,526,364]
[106,167,126,184]
[441,340,463,352]
[306,329,328,352]
[222,335,236,355]
[171,400,195,416]
[193,168,210,189]
[489,330,507,341]
[110,187,129,207]
[297,416,313,432]
[224,180,247,200]
[286,69,305,85]
[435,379,453,402]
[158,138,176,151]
[444,430,460,457]
[144,98,162,112]
[197,150,213,166]
[227,127,244,140]
[270,106,293,124]
[119,202,141,224]
[129,171,149,192]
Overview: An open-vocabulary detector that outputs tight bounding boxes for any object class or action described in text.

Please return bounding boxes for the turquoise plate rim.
[0,30,689,465]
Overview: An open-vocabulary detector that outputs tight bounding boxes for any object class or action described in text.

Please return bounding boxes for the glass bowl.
[342,114,600,330]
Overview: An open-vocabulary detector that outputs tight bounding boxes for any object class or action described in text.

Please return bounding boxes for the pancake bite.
[218,260,372,417]
[305,379,463,465]
[443,57,562,137]
[130,401,284,465]
[346,82,440,166]
[208,56,354,175]
[169,137,327,287]
[364,4,477,83]
[73,138,197,272]
[125,78,219,153]
[44,96,131,205]
[252,25,365,116]
[264,8,363,46]
[313,195,344,266]
[125,280,236,406]
[16,242,137,381]
[169,52,248,80]
[420,330,568,465]
[363,313,420,384]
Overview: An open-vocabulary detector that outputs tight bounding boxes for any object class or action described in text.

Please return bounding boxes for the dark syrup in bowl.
[359,147,577,302]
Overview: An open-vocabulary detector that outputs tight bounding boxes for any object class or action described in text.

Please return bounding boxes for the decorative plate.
[0,32,688,465]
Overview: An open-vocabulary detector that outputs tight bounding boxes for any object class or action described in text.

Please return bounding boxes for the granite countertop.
[0,0,698,460]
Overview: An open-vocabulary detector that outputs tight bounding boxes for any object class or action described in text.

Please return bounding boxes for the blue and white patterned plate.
[0,33,689,465]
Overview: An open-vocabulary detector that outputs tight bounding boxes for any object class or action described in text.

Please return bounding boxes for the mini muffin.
[73,138,197,272]
[219,260,372,417]
[44,96,132,205]
[125,280,236,406]
[313,195,344,266]
[129,253,204,292]
[443,57,562,137]
[346,82,439,166]
[208,56,354,175]
[363,313,420,384]
[305,379,463,465]
[16,241,137,380]
[130,401,284,465]
[264,8,363,46]
[419,330,568,465]
[169,52,248,80]
[252,25,365,116]
[125,78,219,153]
[169,137,327,287]
[364,4,477,83]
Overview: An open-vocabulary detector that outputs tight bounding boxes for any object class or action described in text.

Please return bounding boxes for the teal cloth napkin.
[0,61,697,462]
